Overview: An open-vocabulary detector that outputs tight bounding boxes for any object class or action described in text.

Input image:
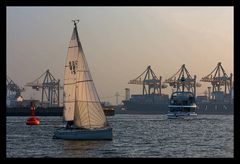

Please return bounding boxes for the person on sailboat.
[66,121,74,129]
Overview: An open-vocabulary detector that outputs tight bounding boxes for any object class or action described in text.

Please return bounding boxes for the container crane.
[200,62,233,101]
[25,69,62,107]
[128,65,167,95]
[6,76,25,99]
[164,64,198,97]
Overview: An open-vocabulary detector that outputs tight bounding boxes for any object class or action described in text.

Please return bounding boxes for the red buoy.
[26,101,40,125]
[26,117,40,125]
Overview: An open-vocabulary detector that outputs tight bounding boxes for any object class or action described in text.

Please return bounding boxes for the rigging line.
[75,21,84,54]
[82,49,102,105]
[73,40,80,125]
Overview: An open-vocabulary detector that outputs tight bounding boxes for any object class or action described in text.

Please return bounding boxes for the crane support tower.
[128,65,167,95]
[7,76,25,99]
[200,62,233,101]
[25,69,61,107]
[164,64,197,97]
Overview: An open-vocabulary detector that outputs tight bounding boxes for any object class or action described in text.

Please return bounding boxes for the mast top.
[72,19,79,27]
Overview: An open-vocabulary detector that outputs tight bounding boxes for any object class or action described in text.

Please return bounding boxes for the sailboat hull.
[166,112,197,119]
[53,126,112,140]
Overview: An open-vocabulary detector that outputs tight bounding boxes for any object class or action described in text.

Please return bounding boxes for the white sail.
[64,21,107,129]
[63,25,79,121]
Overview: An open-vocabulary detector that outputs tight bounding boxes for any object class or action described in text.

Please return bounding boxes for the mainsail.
[63,20,107,129]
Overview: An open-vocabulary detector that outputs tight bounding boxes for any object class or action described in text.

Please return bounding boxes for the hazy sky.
[7,7,233,105]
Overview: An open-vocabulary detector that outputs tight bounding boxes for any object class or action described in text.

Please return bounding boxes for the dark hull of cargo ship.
[6,107,64,116]
[6,107,114,116]
[116,101,233,115]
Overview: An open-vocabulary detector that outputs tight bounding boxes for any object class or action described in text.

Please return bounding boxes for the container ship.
[6,104,114,116]
[6,72,114,117]
[116,63,233,115]
[115,93,233,115]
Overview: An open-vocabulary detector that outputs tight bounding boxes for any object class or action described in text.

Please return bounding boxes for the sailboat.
[53,20,112,140]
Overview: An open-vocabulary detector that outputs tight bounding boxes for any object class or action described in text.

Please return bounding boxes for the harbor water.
[6,114,233,158]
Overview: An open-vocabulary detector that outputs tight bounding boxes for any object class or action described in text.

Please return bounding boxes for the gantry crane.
[164,64,197,97]
[128,65,167,95]
[25,69,62,107]
[6,76,25,99]
[200,62,233,100]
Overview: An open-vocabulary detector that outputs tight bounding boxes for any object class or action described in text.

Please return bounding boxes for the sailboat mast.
[72,19,83,52]
[72,19,82,126]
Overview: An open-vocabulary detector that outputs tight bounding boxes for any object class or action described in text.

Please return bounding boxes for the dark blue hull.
[6,107,114,116]
[117,101,233,115]
[53,126,113,140]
